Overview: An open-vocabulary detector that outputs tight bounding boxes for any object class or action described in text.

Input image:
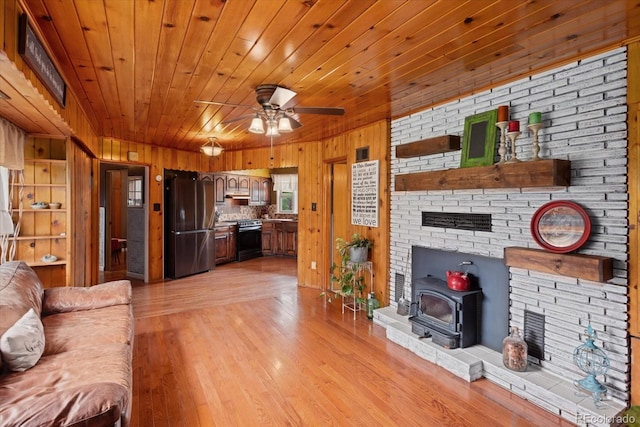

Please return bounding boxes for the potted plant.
[336,233,372,263]
[321,234,373,304]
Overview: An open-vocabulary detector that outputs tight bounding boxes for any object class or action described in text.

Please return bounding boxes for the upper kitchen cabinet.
[214,175,226,205]
[250,177,271,206]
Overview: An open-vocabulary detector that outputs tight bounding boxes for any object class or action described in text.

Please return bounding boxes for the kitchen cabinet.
[214,224,237,264]
[250,177,272,205]
[214,175,226,205]
[262,220,297,257]
[238,176,250,193]
[261,222,275,255]
[282,222,297,256]
[226,175,239,193]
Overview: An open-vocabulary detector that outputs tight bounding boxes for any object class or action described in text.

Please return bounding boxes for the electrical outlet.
[311,261,317,270]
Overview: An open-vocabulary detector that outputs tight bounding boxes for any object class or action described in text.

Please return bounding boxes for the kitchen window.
[272,174,298,214]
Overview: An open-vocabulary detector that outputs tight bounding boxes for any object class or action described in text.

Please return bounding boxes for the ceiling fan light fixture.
[277,116,293,133]
[265,121,280,137]
[248,115,265,134]
[201,137,224,156]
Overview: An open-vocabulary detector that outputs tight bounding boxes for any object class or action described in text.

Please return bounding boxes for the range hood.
[225,193,250,200]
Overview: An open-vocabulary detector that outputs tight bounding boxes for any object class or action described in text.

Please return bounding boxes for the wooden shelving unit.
[396,135,461,158]
[395,159,571,191]
[504,247,613,282]
[10,137,69,287]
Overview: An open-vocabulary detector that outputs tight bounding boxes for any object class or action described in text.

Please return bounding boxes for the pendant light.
[201,137,224,156]
[265,121,279,137]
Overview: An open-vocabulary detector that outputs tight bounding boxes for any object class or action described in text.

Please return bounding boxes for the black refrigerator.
[164,174,216,279]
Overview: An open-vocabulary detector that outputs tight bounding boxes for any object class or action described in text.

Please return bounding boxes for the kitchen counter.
[261,218,297,223]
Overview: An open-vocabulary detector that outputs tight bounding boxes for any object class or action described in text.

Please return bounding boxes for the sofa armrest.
[43,280,132,315]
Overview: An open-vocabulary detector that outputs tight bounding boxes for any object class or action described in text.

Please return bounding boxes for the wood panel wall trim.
[395,135,461,158]
[395,159,571,191]
[504,247,614,283]
[627,41,640,405]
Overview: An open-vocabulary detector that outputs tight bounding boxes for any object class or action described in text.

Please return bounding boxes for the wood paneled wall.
[2,1,100,154]
[628,40,640,404]
[98,120,391,306]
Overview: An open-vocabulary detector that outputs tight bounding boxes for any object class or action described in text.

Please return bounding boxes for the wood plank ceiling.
[4,0,640,153]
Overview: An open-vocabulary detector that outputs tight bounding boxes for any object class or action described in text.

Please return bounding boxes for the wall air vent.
[394,273,405,302]
[524,310,545,362]
[421,212,491,232]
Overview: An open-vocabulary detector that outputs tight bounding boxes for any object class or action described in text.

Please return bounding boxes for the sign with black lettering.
[18,14,66,107]
[351,160,378,227]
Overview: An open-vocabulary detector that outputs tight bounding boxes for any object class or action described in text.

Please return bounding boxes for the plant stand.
[341,261,374,320]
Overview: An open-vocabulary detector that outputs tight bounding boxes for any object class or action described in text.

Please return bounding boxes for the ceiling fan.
[194,84,345,137]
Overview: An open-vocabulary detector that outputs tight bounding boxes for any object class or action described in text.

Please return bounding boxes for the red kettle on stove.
[446,270,470,291]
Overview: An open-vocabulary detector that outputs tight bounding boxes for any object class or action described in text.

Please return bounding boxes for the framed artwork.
[530,201,591,253]
[460,110,498,168]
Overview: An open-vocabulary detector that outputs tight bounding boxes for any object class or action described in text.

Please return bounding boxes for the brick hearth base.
[373,307,627,427]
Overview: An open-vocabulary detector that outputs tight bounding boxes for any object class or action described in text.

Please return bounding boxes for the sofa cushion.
[0,262,44,339]
[42,304,133,356]
[0,308,45,371]
[42,280,131,315]
[0,343,131,427]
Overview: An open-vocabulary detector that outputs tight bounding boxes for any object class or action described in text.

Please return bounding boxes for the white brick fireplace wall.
[389,46,629,414]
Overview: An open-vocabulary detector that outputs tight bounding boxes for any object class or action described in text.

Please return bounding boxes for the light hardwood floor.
[131,257,573,426]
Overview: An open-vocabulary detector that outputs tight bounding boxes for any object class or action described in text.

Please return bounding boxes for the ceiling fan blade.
[269,87,297,108]
[221,113,256,124]
[291,106,345,115]
[194,99,255,109]
[286,115,303,129]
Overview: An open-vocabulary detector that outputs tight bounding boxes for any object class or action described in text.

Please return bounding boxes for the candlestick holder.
[527,123,543,161]
[496,121,509,163]
[506,131,521,163]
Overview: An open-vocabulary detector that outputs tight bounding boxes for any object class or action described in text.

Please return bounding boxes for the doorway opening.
[99,162,149,283]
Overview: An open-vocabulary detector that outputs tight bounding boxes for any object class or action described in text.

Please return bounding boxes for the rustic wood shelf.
[12,183,67,187]
[27,260,66,267]
[13,235,67,241]
[395,159,571,191]
[396,135,461,158]
[504,247,613,282]
[24,158,66,164]
[14,209,67,212]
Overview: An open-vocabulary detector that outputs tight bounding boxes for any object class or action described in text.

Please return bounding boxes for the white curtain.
[0,118,26,263]
[271,174,298,192]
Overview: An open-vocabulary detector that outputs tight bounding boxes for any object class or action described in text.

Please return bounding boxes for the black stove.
[236,219,262,261]
[236,219,262,229]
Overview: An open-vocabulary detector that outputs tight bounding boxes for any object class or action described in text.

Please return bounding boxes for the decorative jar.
[503,327,528,372]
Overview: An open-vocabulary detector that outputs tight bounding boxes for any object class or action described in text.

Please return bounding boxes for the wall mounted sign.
[18,14,66,107]
[351,159,378,227]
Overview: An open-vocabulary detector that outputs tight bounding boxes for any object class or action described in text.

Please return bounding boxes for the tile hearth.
[373,307,627,427]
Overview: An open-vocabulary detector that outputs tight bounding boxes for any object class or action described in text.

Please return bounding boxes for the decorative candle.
[508,120,520,132]
[497,105,509,122]
[529,112,542,124]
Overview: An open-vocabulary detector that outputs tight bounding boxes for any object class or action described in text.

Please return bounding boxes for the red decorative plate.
[530,201,591,253]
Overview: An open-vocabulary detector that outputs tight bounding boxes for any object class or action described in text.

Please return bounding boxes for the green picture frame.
[460,109,498,168]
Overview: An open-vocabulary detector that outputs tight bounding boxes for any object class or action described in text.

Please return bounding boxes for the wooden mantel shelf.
[396,135,460,158]
[395,159,571,191]
[504,247,613,283]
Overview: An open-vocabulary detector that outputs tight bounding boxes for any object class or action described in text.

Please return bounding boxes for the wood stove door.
[418,291,458,332]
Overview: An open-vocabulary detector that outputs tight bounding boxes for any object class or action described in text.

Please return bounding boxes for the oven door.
[237,227,262,261]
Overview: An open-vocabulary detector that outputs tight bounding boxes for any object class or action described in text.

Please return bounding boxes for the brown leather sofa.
[0,261,133,427]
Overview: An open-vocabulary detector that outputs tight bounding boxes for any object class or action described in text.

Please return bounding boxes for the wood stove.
[409,276,482,349]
